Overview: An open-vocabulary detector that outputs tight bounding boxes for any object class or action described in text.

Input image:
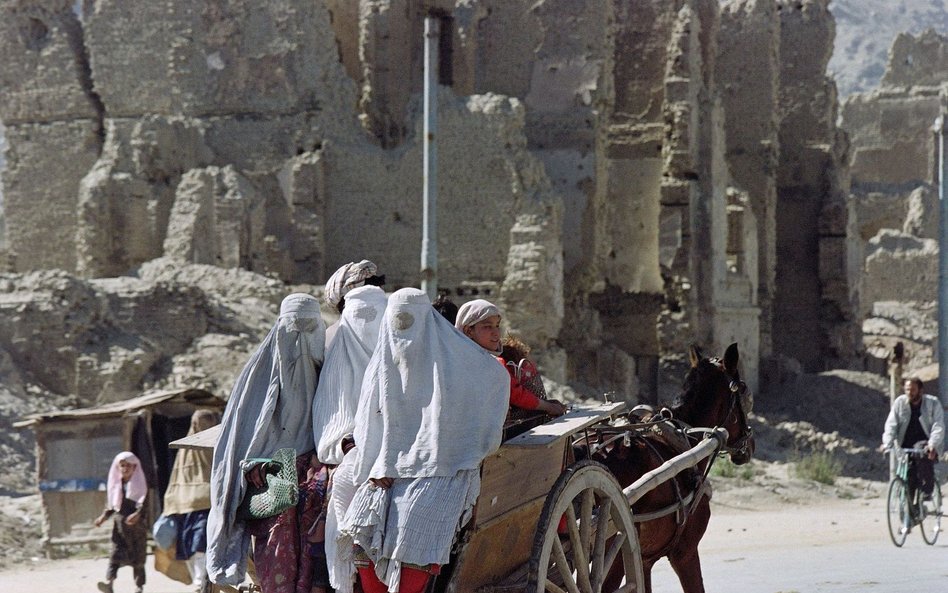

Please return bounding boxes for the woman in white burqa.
[324,259,385,347]
[207,293,328,593]
[311,283,388,593]
[340,288,510,593]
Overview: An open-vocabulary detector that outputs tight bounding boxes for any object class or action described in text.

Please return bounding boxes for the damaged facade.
[841,29,948,374]
[0,0,862,404]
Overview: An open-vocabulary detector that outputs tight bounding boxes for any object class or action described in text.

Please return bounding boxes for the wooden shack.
[15,388,226,554]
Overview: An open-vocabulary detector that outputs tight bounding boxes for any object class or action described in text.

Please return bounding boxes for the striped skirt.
[340,469,480,590]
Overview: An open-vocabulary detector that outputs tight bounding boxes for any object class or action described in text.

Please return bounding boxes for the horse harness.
[579,355,753,559]
[707,356,754,460]
[581,410,725,559]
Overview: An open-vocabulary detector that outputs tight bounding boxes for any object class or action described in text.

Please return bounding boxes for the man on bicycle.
[881,377,945,499]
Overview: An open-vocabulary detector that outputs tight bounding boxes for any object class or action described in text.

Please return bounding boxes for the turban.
[325,260,379,308]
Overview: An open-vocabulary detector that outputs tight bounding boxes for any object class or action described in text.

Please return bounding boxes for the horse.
[587,343,755,593]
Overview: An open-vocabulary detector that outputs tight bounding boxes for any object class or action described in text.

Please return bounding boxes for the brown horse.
[590,343,755,593]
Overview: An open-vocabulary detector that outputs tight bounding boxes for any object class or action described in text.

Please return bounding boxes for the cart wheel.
[527,460,644,593]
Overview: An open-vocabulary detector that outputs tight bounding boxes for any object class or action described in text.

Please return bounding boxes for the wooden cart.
[173,402,726,593]
[441,402,727,593]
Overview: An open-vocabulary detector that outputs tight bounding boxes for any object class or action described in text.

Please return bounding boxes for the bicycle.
[885,446,943,547]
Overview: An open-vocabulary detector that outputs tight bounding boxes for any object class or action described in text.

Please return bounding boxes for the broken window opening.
[432,12,454,86]
[725,190,747,276]
[21,18,50,51]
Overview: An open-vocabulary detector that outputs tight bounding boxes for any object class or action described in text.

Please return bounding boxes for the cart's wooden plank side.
[475,445,563,526]
[475,402,626,526]
[446,403,627,593]
[450,497,544,593]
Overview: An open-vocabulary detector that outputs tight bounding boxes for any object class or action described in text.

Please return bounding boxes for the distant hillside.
[829,0,948,95]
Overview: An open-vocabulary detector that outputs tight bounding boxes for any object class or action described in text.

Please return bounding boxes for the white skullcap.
[454,299,502,330]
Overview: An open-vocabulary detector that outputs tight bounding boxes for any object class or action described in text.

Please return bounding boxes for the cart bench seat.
[503,402,627,448]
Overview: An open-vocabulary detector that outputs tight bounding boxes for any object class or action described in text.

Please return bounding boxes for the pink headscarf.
[107,451,148,511]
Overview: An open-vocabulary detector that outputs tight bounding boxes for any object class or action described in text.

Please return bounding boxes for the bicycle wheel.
[887,478,910,547]
[920,484,942,545]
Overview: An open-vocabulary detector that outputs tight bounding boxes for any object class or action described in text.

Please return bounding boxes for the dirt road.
[2,492,943,593]
[0,556,194,593]
[652,495,948,592]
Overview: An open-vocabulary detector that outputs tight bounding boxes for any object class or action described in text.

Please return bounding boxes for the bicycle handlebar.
[883,446,929,457]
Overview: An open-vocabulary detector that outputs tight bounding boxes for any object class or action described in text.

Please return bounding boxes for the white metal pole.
[935,115,947,407]
[421,15,439,301]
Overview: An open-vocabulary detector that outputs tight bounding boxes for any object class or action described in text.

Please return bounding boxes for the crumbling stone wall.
[841,30,948,247]
[841,30,947,371]
[0,0,867,406]
[0,0,103,272]
[773,0,859,372]
[357,0,421,146]
[72,0,361,282]
[844,90,942,189]
[163,165,264,269]
[882,29,948,90]
[717,0,779,359]
[651,0,765,393]
[76,116,214,277]
[354,0,656,399]
[322,91,560,291]
[589,0,665,400]
[0,0,559,291]
[862,230,937,307]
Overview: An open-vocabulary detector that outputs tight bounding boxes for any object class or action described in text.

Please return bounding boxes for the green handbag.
[237,448,299,520]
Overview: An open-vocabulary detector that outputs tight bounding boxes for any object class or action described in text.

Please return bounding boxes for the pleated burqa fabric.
[340,287,509,591]
[206,293,326,586]
[351,288,509,484]
[312,284,388,465]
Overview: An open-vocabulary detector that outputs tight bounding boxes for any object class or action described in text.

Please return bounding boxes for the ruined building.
[0,0,861,404]
[843,29,948,252]
[841,30,948,372]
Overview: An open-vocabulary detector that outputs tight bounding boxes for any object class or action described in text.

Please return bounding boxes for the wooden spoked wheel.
[527,460,644,593]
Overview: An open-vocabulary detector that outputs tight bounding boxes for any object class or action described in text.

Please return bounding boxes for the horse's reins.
[573,356,752,560]
[707,356,754,459]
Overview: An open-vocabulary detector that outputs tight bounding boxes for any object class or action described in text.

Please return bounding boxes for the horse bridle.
[708,357,754,458]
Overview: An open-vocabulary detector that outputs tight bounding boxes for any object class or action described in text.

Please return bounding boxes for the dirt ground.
[0,463,893,593]
[0,368,908,590]
[0,459,891,586]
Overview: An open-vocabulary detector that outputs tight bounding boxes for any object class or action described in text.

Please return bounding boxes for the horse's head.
[675,343,755,464]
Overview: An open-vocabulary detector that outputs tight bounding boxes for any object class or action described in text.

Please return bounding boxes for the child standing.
[95,451,149,593]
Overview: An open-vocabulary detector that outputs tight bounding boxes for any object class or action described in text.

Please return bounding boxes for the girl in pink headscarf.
[95,451,149,593]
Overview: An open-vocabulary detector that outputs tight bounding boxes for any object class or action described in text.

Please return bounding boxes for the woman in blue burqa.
[207,293,329,593]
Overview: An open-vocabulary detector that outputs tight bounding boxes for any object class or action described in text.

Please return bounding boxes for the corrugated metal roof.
[14,388,225,428]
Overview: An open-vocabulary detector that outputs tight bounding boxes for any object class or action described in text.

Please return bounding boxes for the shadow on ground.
[752,370,891,480]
